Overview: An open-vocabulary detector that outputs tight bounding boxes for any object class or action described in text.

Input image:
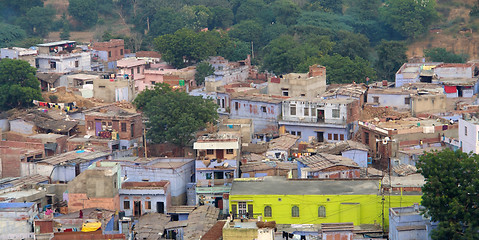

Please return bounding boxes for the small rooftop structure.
[268,134,300,151]
[38,148,110,165]
[117,58,147,68]
[183,205,220,239]
[37,41,76,48]
[316,140,370,155]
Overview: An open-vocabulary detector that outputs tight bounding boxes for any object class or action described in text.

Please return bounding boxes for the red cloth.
[270,77,280,83]
[444,86,457,93]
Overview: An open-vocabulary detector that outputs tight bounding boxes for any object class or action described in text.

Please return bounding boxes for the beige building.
[93,76,135,102]
[411,92,446,116]
[268,65,327,98]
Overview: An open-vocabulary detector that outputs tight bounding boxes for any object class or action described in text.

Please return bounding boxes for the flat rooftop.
[37,40,76,47]
[230,176,380,195]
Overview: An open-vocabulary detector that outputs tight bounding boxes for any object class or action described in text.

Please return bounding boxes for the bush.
[49,95,58,103]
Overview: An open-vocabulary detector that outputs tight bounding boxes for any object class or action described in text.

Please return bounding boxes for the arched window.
[292,205,299,217]
[264,206,272,218]
[318,206,326,218]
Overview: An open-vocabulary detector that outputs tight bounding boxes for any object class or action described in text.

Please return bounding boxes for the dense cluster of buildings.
[0,39,477,239]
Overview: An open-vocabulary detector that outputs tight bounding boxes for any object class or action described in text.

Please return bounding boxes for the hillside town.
[1,36,477,240]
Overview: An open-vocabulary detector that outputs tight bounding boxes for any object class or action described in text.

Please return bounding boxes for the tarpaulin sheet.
[444,85,457,93]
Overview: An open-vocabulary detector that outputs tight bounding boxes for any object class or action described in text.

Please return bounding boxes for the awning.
[44,143,57,151]
[444,85,457,93]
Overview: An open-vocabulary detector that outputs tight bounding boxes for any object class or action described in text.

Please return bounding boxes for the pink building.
[141,65,196,92]
[117,58,147,82]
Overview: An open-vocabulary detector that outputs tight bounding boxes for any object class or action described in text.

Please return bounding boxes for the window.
[235,102,239,110]
[465,126,468,136]
[304,108,309,116]
[292,205,299,217]
[290,105,296,115]
[50,61,56,69]
[340,134,344,141]
[282,90,289,96]
[328,133,332,140]
[120,49,124,55]
[332,109,340,118]
[261,106,267,113]
[312,109,316,116]
[373,97,379,103]
[291,131,296,135]
[151,81,156,84]
[137,66,140,74]
[99,85,106,88]
[297,131,302,137]
[146,201,151,209]
[108,51,112,57]
[405,97,410,105]
[206,173,212,179]
[124,201,130,209]
[75,60,79,68]
[334,134,338,140]
[364,132,369,144]
[121,123,127,132]
[264,206,272,218]
[227,149,234,154]
[238,202,247,215]
[131,69,134,75]
[207,149,214,155]
[318,206,326,217]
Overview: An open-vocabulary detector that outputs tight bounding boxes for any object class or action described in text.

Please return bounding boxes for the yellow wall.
[229,194,421,227]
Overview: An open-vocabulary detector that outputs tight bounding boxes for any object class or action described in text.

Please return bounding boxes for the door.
[317,110,325,122]
[247,204,253,217]
[157,202,164,213]
[216,149,224,159]
[95,122,102,136]
[317,132,324,142]
[134,201,142,217]
[215,197,223,210]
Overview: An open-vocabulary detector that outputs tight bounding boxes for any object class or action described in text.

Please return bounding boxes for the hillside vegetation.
[1,0,478,82]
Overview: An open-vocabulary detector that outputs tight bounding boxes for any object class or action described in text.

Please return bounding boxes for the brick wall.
[67,193,120,213]
[84,114,143,140]
[92,39,125,62]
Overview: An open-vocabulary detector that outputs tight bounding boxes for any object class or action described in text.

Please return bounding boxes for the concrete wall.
[342,149,368,168]
[119,187,170,217]
[435,66,473,78]
[230,99,281,134]
[10,119,35,135]
[459,119,479,154]
[367,93,411,110]
[389,206,433,240]
[93,78,135,103]
[120,159,194,205]
[281,124,349,143]
[36,52,91,73]
[411,94,446,116]
[268,65,327,98]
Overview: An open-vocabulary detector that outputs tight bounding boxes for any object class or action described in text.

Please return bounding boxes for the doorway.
[157,202,164,214]
[317,110,325,122]
[215,197,223,210]
[317,132,324,142]
[134,201,142,217]
[216,149,224,159]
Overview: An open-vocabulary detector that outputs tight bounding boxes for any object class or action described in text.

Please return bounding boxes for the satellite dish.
[223,162,229,168]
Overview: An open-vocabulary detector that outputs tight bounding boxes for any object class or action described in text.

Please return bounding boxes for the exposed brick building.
[92,39,125,62]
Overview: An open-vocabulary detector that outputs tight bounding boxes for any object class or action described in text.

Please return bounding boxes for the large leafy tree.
[418,149,479,240]
[376,40,407,81]
[0,23,26,48]
[318,54,376,84]
[18,6,56,37]
[133,83,218,146]
[380,0,437,38]
[424,48,468,63]
[195,62,215,86]
[0,59,42,110]
[68,0,98,29]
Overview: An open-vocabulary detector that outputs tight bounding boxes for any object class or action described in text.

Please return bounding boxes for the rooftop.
[0,202,35,211]
[230,176,380,195]
[297,153,359,171]
[117,58,147,68]
[0,174,49,192]
[232,93,288,104]
[37,40,76,47]
[316,140,370,155]
[183,205,219,239]
[322,84,367,98]
[268,134,299,151]
[436,77,478,86]
[28,133,65,140]
[121,181,169,189]
[39,149,110,165]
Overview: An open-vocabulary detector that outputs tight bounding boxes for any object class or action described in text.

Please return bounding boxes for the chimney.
[309,65,326,77]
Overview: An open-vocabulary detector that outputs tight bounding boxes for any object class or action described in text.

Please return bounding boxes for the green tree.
[332,31,370,60]
[308,0,343,13]
[0,0,43,23]
[0,23,26,48]
[228,20,263,44]
[318,54,376,84]
[148,8,184,37]
[68,0,98,29]
[376,40,407,80]
[133,83,218,146]
[272,0,300,25]
[18,6,56,37]
[181,5,212,31]
[235,0,274,24]
[417,149,479,240]
[154,28,225,68]
[424,48,467,63]
[219,40,251,62]
[380,0,438,38]
[0,59,42,110]
[195,62,215,86]
[208,6,234,29]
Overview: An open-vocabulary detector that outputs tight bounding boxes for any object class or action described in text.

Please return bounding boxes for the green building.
[229,177,421,227]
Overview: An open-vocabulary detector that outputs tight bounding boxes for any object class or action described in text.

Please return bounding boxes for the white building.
[459,116,479,154]
[35,41,91,73]
[0,47,37,67]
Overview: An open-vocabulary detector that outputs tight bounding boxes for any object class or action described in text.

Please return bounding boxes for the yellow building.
[229,177,421,228]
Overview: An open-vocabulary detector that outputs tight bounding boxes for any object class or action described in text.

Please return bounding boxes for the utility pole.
[144,128,148,158]
[251,41,254,59]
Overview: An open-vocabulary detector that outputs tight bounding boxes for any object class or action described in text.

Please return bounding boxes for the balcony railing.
[196,178,233,187]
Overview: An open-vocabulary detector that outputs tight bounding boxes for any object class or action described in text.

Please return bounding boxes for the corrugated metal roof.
[297,153,359,171]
